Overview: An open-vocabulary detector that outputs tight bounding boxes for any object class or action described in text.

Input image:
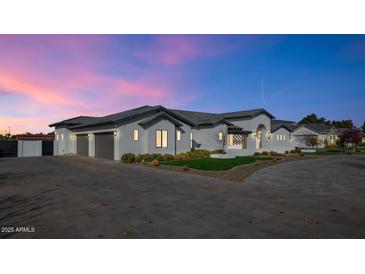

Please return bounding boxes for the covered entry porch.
[226,126,251,150]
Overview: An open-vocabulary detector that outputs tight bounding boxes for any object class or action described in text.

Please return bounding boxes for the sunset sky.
[0,34,364,134]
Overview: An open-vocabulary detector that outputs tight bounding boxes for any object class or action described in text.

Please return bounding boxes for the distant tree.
[300,134,322,148]
[338,127,362,152]
[331,120,353,129]
[0,133,15,140]
[362,121,365,134]
[299,113,329,124]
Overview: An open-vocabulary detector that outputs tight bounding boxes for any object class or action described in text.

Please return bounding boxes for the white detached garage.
[16,134,55,157]
[17,140,42,157]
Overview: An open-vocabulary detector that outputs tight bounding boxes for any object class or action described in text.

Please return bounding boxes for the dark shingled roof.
[217,108,275,120]
[301,123,335,134]
[168,108,274,127]
[50,105,275,129]
[48,116,99,127]
[67,105,162,129]
[271,119,297,132]
[168,109,227,126]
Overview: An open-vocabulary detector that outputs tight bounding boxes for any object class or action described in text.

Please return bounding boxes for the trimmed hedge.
[136,153,175,162]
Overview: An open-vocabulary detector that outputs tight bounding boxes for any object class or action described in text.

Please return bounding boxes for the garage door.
[95,132,114,160]
[77,134,89,156]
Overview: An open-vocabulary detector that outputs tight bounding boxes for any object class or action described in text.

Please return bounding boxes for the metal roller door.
[77,134,89,156]
[95,132,114,160]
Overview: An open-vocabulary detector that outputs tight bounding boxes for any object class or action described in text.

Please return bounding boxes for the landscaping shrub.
[289,150,297,154]
[253,152,261,156]
[137,154,155,162]
[326,143,338,149]
[175,149,213,160]
[136,154,147,162]
[269,151,280,157]
[162,154,175,161]
[151,154,163,161]
[151,159,160,166]
[121,153,136,163]
[261,151,269,156]
[175,152,189,160]
[285,150,289,154]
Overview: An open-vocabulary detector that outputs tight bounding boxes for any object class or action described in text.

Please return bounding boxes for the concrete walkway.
[0,155,364,238]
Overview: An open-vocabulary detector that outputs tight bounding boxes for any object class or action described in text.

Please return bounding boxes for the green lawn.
[161,156,273,171]
[305,151,342,156]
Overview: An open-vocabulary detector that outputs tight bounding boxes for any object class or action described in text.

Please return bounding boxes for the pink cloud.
[0,35,207,134]
[135,36,204,65]
[0,70,82,106]
[135,35,253,65]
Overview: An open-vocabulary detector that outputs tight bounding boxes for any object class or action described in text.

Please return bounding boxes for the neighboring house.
[270,120,297,152]
[49,105,345,160]
[270,120,342,149]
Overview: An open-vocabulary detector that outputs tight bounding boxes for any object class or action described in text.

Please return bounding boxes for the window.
[283,135,286,141]
[61,134,64,141]
[133,129,139,141]
[156,130,168,148]
[190,132,193,148]
[56,134,59,141]
[276,135,279,141]
[218,131,223,141]
[177,130,181,141]
[162,130,168,148]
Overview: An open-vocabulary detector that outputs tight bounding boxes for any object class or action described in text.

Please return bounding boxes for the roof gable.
[138,112,183,129]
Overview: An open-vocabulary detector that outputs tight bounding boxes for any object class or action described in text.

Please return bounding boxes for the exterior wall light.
[88,133,92,138]
[114,131,118,137]
[268,132,272,139]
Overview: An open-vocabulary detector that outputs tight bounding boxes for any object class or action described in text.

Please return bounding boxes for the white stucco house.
[49,105,344,160]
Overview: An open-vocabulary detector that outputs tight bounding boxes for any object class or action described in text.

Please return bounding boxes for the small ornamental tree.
[338,127,362,152]
[300,134,322,148]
